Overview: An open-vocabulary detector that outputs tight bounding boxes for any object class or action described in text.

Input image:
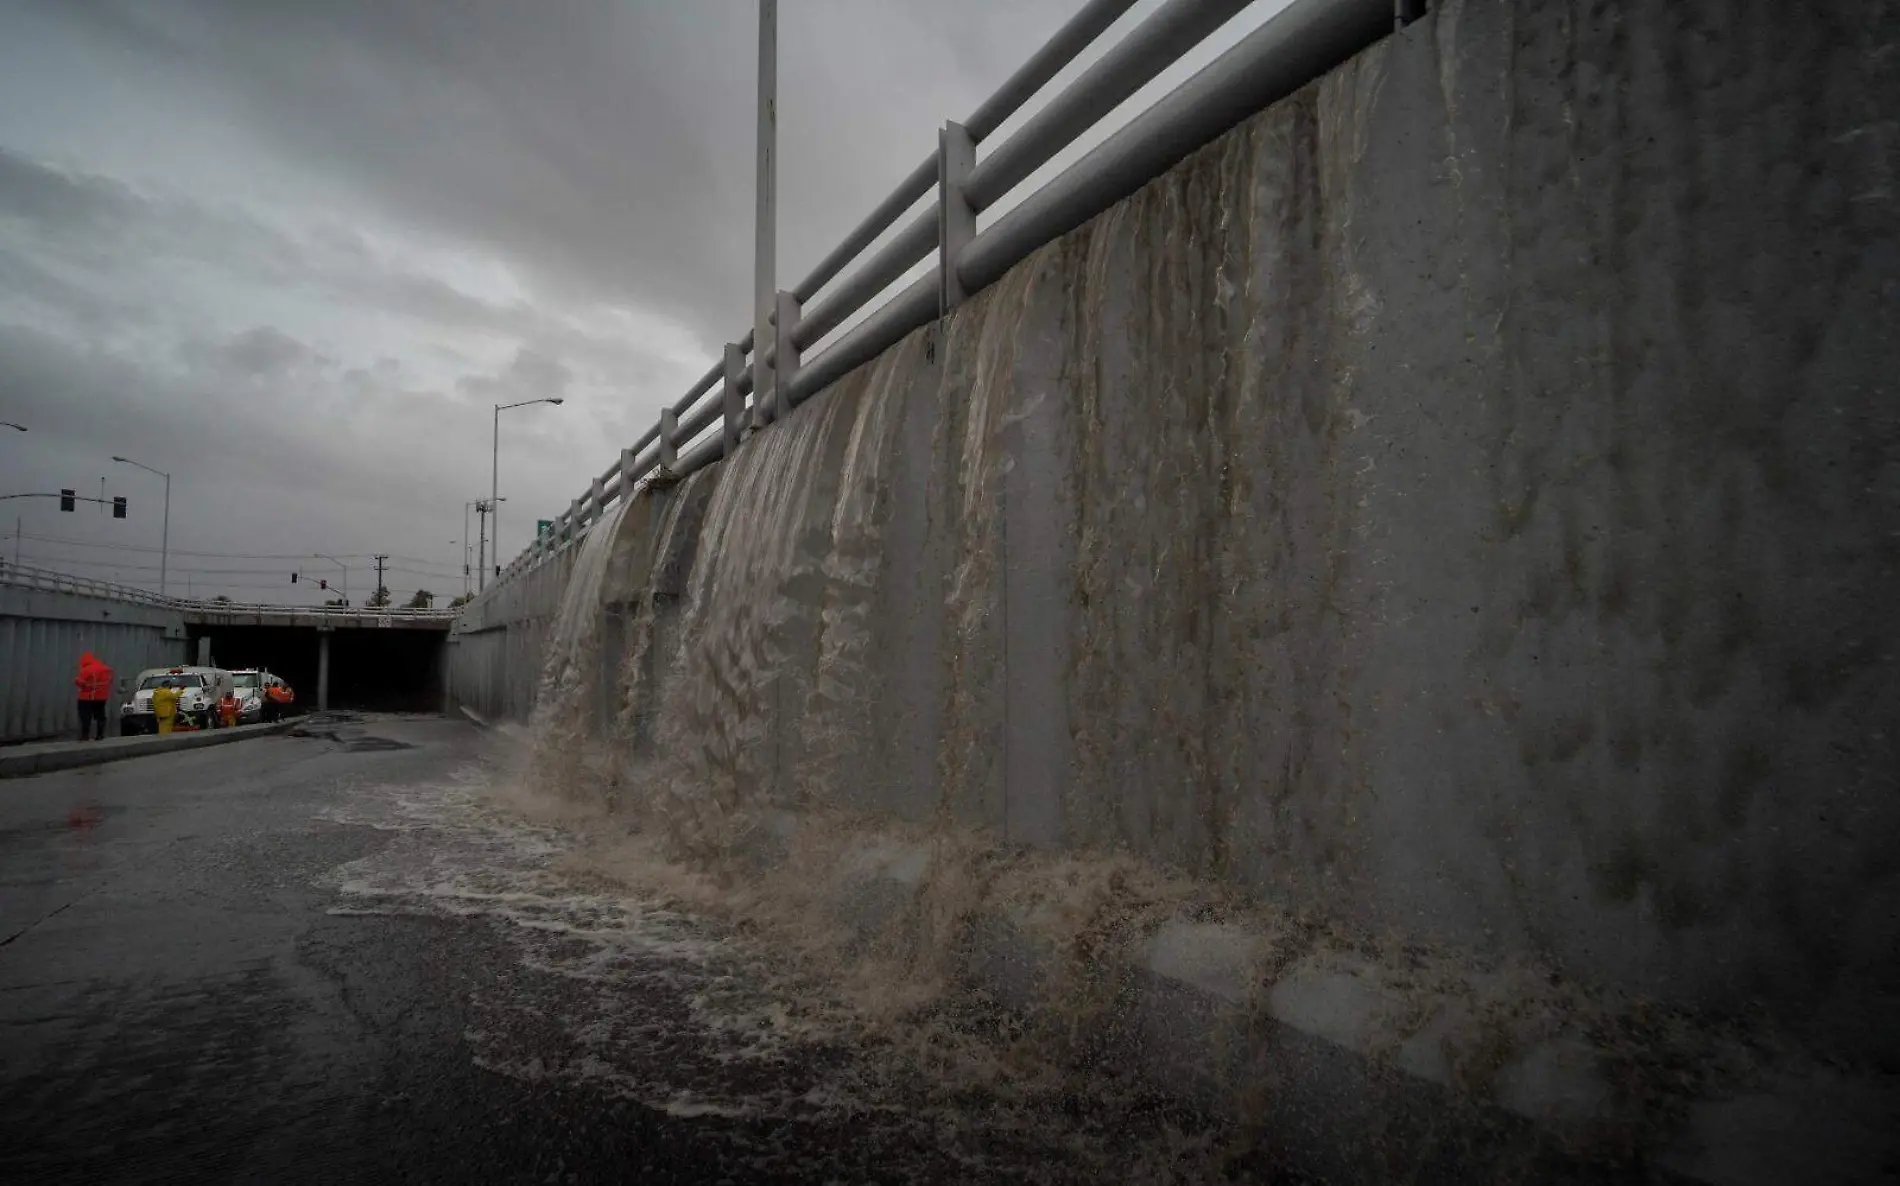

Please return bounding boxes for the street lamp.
[488,397,563,591]
[111,455,170,596]
[1,422,25,432]
[312,553,348,605]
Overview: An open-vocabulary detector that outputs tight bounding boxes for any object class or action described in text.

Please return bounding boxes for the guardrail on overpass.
[480,0,1415,597]
[0,562,455,629]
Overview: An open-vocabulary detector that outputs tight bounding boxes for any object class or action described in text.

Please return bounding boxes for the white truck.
[228,669,292,724]
[119,666,235,735]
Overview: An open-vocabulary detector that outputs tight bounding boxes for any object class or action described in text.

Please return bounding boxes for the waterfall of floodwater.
[527,495,634,795]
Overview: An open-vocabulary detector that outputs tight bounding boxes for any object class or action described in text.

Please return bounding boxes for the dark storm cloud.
[0,144,678,391]
[183,325,324,380]
[0,0,1106,593]
[457,347,574,404]
[57,0,1083,340]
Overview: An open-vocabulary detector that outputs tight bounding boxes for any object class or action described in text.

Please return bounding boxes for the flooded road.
[0,714,1256,1183]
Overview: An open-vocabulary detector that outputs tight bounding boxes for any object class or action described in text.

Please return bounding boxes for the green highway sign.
[536,519,553,537]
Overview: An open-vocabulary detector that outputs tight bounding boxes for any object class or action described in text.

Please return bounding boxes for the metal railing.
[0,562,456,621]
[486,0,1413,593]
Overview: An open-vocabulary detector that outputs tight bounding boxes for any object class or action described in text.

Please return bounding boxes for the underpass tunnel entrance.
[189,625,447,713]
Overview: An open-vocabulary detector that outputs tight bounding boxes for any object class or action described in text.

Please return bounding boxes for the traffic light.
[59,488,75,512]
[111,496,126,519]
[319,579,328,590]
[291,572,299,584]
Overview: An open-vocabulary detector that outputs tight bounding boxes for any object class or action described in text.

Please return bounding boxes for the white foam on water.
[317,765,1256,1182]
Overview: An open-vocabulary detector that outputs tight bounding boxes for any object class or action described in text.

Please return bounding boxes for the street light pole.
[487,398,564,591]
[755,0,777,425]
[111,455,171,597]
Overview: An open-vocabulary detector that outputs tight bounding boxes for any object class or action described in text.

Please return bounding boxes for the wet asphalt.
[0,714,1240,1185]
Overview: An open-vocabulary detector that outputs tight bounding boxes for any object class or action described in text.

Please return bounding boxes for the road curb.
[0,720,299,779]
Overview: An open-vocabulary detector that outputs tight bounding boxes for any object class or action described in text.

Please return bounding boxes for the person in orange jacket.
[73,651,113,741]
[217,692,241,729]
[262,680,295,723]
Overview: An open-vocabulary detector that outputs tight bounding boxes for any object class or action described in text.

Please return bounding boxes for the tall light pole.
[755,0,777,424]
[488,398,563,591]
[313,553,348,605]
[111,455,170,596]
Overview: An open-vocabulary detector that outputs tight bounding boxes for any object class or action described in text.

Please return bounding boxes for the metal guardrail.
[487,0,1414,593]
[0,562,456,621]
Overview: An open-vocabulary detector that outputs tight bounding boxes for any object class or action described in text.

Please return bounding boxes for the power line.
[5,531,461,569]
[10,551,460,581]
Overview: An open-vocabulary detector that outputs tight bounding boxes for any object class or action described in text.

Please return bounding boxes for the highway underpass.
[187,619,449,714]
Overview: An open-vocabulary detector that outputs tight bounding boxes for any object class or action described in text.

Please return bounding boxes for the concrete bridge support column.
[316,627,332,711]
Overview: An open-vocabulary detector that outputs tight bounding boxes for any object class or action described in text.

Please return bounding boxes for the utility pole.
[474,497,505,594]
[753,0,777,425]
[373,554,389,605]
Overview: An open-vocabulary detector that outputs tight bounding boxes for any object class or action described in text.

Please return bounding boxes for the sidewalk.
[0,721,298,779]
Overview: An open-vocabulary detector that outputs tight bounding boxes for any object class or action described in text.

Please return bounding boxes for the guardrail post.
[589,476,604,523]
[620,447,636,501]
[660,408,679,472]
[938,120,976,314]
[774,289,801,412]
[722,343,744,456]
[568,500,582,541]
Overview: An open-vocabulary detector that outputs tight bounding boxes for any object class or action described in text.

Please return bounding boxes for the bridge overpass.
[0,563,453,742]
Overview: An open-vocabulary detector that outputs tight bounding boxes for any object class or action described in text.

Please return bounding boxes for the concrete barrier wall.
[447,0,1897,1048]
[0,585,188,743]
[447,544,577,722]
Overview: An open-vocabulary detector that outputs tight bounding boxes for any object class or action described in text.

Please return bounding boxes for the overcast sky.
[0,0,1280,604]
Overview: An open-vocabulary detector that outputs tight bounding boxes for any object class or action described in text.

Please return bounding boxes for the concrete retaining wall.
[448,0,1898,1068]
[0,585,188,744]
[447,545,577,723]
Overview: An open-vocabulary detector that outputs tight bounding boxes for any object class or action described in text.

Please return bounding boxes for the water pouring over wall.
[453,0,1899,1160]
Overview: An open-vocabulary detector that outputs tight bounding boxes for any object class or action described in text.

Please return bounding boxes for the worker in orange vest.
[73,651,113,741]
[217,691,242,729]
[263,680,295,722]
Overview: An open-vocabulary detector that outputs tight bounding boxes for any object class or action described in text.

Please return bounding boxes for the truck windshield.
[232,674,260,689]
[139,674,204,690]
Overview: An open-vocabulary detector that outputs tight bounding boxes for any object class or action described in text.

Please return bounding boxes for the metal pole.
[160,470,170,598]
[463,502,471,596]
[487,405,499,592]
[753,0,777,426]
